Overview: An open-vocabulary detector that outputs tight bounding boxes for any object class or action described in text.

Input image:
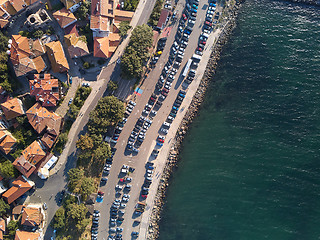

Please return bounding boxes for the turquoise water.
[158,1,320,240]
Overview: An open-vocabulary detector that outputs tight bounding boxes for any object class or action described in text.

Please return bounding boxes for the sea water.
[158,0,320,239]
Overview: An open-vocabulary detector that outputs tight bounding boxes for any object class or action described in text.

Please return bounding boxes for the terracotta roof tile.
[13,140,46,177]
[41,132,57,149]
[2,175,33,204]
[53,8,77,29]
[1,97,25,120]
[45,41,69,73]
[26,102,62,134]
[93,34,120,58]
[14,230,40,240]
[0,218,5,232]
[30,74,60,107]
[21,207,43,227]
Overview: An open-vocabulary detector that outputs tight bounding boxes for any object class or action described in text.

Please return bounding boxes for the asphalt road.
[25,0,158,238]
[95,1,213,239]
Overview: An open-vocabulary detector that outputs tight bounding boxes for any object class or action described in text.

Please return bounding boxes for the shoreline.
[145,2,243,239]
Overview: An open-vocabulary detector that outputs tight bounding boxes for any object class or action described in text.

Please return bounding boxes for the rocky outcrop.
[146,2,243,240]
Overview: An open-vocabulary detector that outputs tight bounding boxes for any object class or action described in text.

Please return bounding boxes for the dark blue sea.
[158,0,320,239]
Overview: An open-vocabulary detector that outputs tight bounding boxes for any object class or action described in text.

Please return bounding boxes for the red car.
[200,40,206,45]
[182,14,187,21]
[98,191,104,195]
[205,21,212,27]
[141,194,148,198]
[157,138,164,143]
[196,47,203,52]
[119,178,126,183]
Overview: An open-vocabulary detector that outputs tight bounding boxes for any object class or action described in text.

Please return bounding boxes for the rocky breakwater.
[146,2,243,240]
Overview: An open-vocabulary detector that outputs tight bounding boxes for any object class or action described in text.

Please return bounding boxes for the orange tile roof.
[26,102,62,135]
[90,15,109,31]
[91,0,114,18]
[0,218,5,232]
[10,35,30,66]
[0,18,8,28]
[94,37,109,58]
[1,97,25,120]
[2,176,33,204]
[53,8,77,29]
[10,35,46,76]
[0,0,16,16]
[0,230,2,239]
[114,9,134,23]
[93,34,120,58]
[41,132,57,149]
[30,74,60,107]
[21,207,43,227]
[13,140,46,177]
[0,132,17,154]
[64,33,89,58]
[9,0,25,13]
[45,41,69,73]
[15,230,40,240]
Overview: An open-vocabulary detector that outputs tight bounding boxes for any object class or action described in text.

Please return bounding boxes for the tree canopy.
[0,160,15,178]
[119,21,132,38]
[0,198,9,216]
[88,96,125,134]
[67,168,96,200]
[120,24,153,79]
[76,134,93,151]
[53,207,65,230]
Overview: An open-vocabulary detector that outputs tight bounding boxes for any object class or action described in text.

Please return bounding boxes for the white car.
[163,122,171,127]
[129,101,136,106]
[115,185,123,190]
[161,128,168,134]
[121,169,129,174]
[151,110,157,116]
[158,135,165,140]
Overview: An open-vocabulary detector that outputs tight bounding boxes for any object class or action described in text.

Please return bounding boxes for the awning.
[43,155,58,170]
[38,168,49,179]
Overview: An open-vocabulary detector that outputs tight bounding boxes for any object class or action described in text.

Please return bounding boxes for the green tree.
[53,207,65,230]
[0,198,9,216]
[107,81,118,93]
[75,1,90,20]
[54,132,68,154]
[0,160,15,178]
[93,141,111,161]
[76,134,93,151]
[88,96,125,134]
[148,0,164,27]
[129,24,153,61]
[0,80,12,93]
[83,62,90,69]
[33,30,44,39]
[66,203,88,226]
[119,21,131,38]
[67,104,79,120]
[80,177,95,200]
[67,168,84,194]
[120,46,142,79]
[7,220,19,239]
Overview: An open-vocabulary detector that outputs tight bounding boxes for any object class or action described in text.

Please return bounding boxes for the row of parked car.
[91,210,100,240]
[140,162,155,200]
[203,0,218,34]
[108,166,135,240]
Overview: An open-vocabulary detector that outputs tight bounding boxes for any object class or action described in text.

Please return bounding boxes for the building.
[26,102,62,135]
[156,9,170,30]
[29,74,60,107]
[2,175,34,204]
[0,218,5,239]
[0,97,25,120]
[21,206,43,230]
[14,230,41,240]
[13,140,46,178]
[93,34,120,58]
[9,35,46,77]
[64,33,89,58]
[90,0,133,58]
[60,0,81,12]
[0,122,17,154]
[0,0,39,29]
[45,41,69,73]
[53,8,77,29]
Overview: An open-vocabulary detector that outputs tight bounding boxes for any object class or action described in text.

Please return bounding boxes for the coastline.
[145,2,243,239]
